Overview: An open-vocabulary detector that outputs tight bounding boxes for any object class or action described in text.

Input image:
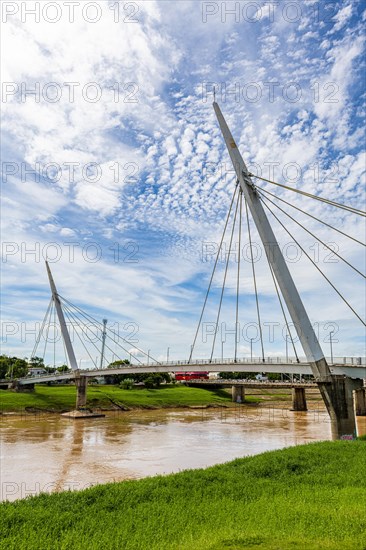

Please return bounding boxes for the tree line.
[0,355,70,379]
[0,356,172,388]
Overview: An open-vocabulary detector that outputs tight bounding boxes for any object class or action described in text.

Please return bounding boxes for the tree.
[104,374,128,385]
[103,366,171,386]
[144,376,156,389]
[104,360,130,384]
[44,366,57,373]
[120,378,134,390]
[0,355,10,378]
[267,373,281,381]
[0,355,42,379]
[144,374,164,388]
[108,359,130,367]
[28,356,45,369]
[8,357,28,378]
[57,364,70,373]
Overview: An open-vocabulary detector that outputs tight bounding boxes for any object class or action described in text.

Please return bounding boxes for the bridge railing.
[110,356,365,367]
[1,355,364,384]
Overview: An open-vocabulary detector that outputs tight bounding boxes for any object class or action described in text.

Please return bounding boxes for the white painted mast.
[100,318,107,369]
[213,101,331,380]
[45,261,78,372]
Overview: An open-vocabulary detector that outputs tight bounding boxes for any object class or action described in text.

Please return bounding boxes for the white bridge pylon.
[212,101,364,439]
[42,262,158,373]
[213,102,330,379]
[45,261,78,372]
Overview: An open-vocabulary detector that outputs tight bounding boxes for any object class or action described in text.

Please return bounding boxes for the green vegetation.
[119,378,134,390]
[0,355,28,379]
[0,384,233,412]
[1,441,365,549]
[0,355,70,379]
[143,373,171,388]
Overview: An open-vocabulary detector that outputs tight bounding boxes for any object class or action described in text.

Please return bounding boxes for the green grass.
[1,441,365,549]
[0,384,234,412]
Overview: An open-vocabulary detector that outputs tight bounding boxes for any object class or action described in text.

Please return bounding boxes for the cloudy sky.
[1,0,365,366]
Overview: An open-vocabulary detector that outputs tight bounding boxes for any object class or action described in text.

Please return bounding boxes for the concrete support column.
[11,381,35,392]
[291,387,307,411]
[75,376,87,409]
[232,385,245,403]
[317,376,363,439]
[354,387,366,416]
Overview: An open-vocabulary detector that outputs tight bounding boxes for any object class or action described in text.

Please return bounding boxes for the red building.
[175,372,209,381]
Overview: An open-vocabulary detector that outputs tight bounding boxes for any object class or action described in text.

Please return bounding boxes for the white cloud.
[1,0,365,360]
[60,228,76,237]
[332,3,353,33]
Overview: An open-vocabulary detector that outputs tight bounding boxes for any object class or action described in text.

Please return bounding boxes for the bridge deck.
[3,359,365,385]
[186,380,317,389]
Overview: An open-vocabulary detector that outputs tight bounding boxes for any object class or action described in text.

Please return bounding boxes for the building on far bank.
[28,367,47,376]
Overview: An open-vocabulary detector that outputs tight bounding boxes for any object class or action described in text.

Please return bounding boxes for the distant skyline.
[1,1,365,366]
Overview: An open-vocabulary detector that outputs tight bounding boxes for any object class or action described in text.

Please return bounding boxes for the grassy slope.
[1,441,365,550]
[0,384,239,412]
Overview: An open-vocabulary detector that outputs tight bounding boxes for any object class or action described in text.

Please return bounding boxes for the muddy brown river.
[1,407,365,501]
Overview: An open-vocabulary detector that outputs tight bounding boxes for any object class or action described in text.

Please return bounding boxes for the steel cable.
[257,186,365,247]
[256,189,365,278]
[244,198,265,362]
[210,186,240,362]
[234,189,243,362]
[250,174,366,217]
[189,184,239,362]
[259,194,366,326]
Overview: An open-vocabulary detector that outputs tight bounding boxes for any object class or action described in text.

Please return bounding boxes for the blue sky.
[1,0,365,366]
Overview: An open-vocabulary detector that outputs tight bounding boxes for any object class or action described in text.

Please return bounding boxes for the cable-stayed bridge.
[9,358,365,386]
[8,101,366,438]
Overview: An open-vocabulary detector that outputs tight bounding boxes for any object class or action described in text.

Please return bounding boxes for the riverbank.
[1,440,365,549]
[0,384,323,414]
[0,384,249,413]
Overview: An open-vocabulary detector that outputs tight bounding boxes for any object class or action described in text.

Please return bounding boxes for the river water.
[1,407,365,501]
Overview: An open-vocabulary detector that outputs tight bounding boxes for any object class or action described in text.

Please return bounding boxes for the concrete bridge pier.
[232,385,245,403]
[61,375,104,419]
[317,376,363,439]
[11,381,35,392]
[75,375,88,409]
[291,387,307,411]
[354,387,366,416]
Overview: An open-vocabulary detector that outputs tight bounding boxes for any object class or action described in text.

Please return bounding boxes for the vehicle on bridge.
[175,372,209,381]
[255,374,268,382]
[28,367,47,377]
